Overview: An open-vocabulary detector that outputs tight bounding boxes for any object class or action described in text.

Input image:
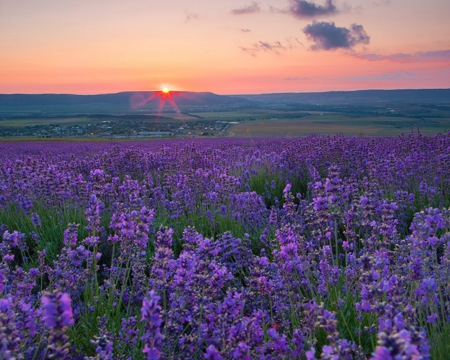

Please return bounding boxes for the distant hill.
[0,91,253,107]
[235,89,450,105]
[1,89,449,116]
[0,91,253,114]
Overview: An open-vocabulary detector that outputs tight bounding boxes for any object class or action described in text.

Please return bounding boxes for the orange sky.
[1,0,449,94]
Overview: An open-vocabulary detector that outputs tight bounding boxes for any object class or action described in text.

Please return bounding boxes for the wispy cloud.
[231,2,261,15]
[340,68,450,84]
[285,76,309,81]
[240,38,302,56]
[240,28,252,33]
[372,0,391,7]
[341,71,420,82]
[185,11,199,23]
[241,41,286,56]
[355,49,450,63]
[286,37,304,48]
[348,0,390,14]
[303,21,370,51]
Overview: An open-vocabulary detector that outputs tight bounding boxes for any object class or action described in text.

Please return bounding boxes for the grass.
[248,170,309,208]
[0,200,116,266]
[429,321,450,359]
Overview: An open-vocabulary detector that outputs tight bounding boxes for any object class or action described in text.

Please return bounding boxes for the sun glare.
[130,85,181,117]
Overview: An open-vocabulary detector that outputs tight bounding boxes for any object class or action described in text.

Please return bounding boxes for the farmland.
[229,115,450,137]
[2,111,450,139]
[1,134,450,358]
[2,89,450,139]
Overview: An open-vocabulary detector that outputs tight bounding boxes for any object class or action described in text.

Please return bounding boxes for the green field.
[2,108,450,138]
[229,114,450,137]
[0,117,94,127]
[0,114,200,127]
[190,109,314,120]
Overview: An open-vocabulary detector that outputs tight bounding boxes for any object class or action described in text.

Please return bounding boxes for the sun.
[130,85,181,116]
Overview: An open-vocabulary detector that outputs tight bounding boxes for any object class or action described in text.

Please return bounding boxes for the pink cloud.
[355,50,450,63]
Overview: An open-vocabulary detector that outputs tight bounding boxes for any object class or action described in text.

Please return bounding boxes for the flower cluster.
[0,133,449,358]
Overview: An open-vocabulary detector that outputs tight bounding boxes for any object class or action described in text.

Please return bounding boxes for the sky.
[1,0,449,94]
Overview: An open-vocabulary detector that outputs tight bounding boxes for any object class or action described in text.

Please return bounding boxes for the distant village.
[0,117,239,139]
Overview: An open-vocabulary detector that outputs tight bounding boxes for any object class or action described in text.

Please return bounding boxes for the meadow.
[1,132,450,359]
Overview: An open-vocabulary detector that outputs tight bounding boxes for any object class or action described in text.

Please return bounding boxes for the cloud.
[287,0,338,19]
[341,71,420,82]
[303,21,370,50]
[185,11,199,23]
[348,0,388,13]
[339,68,450,85]
[240,41,286,56]
[240,38,302,56]
[355,49,450,63]
[286,37,304,48]
[231,2,261,15]
[240,28,252,33]
[285,76,309,81]
[372,0,391,7]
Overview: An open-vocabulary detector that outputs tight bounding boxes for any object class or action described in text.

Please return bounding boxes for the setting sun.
[162,86,170,94]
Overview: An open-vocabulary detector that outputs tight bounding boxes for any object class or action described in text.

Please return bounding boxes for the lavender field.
[1,132,450,359]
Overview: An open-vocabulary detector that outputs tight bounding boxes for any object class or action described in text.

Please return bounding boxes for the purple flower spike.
[306,347,316,360]
[41,291,74,329]
[31,213,42,228]
[204,345,223,360]
[426,313,438,323]
[141,290,164,360]
[0,270,4,294]
[41,291,74,358]
[63,223,79,247]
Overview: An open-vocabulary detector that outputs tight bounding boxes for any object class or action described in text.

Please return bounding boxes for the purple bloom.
[40,291,74,359]
[415,277,438,303]
[90,317,114,359]
[204,345,223,360]
[426,313,438,323]
[1,132,450,358]
[306,347,316,360]
[83,235,100,247]
[370,330,425,360]
[30,213,42,228]
[0,270,4,294]
[63,223,79,247]
[41,291,74,329]
[141,290,164,360]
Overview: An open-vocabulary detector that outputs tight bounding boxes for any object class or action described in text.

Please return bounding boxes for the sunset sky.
[1,0,449,94]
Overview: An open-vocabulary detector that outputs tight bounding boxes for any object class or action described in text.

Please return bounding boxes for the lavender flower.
[64,223,79,247]
[31,213,42,228]
[42,292,74,329]
[141,290,164,360]
[1,134,450,358]
[41,291,74,359]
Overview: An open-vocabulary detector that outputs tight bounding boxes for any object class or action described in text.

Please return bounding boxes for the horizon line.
[1,87,450,97]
